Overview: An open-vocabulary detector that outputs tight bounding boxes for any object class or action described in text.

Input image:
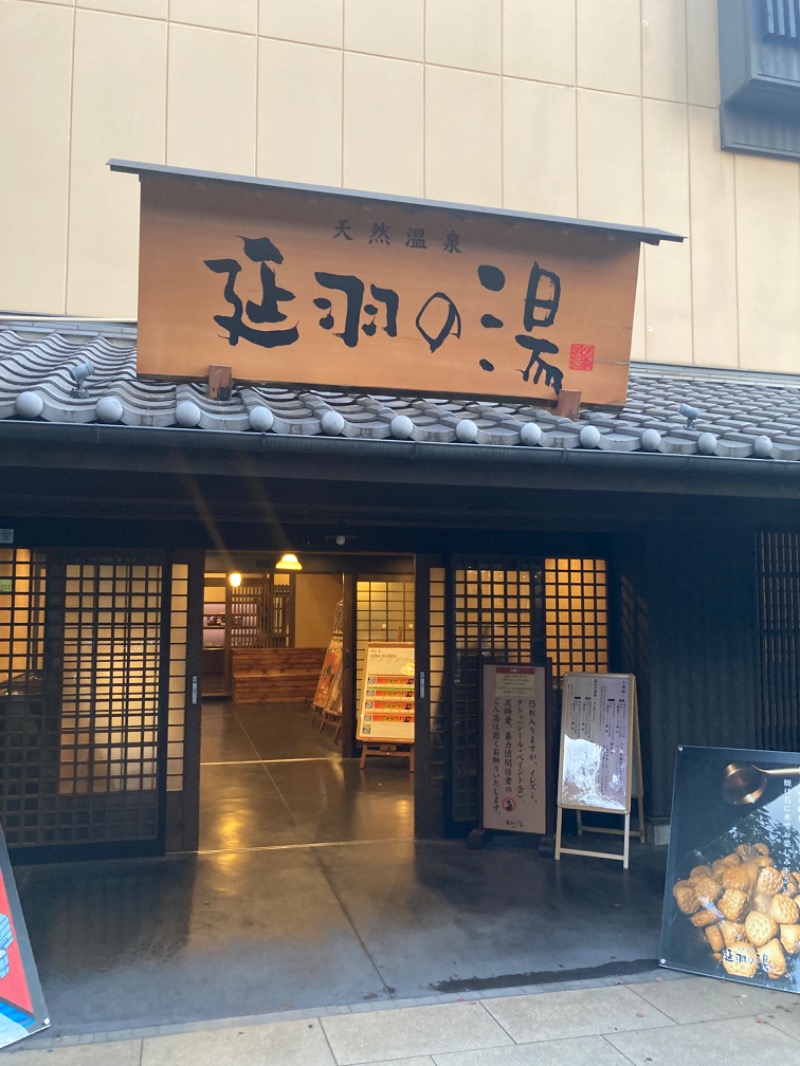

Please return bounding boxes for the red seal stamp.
[569,343,595,371]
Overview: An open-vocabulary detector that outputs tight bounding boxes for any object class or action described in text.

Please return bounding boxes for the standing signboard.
[0,827,49,1048]
[313,632,343,715]
[357,643,415,768]
[555,672,644,868]
[312,632,344,739]
[480,664,551,836]
[661,745,800,992]
[312,600,344,738]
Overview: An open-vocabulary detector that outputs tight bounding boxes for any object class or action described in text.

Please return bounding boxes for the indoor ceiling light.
[228,571,242,587]
[275,552,302,571]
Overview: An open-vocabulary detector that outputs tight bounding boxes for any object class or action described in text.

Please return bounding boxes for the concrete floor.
[199,701,414,850]
[12,702,669,1039]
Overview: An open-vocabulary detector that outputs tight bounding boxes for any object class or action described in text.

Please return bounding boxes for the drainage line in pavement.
[432,957,661,994]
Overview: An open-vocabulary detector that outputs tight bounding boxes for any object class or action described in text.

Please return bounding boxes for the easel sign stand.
[359,743,415,772]
[312,602,344,740]
[357,642,415,771]
[554,672,644,870]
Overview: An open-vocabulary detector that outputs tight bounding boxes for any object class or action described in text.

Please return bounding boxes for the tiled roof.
[1,318,800,462]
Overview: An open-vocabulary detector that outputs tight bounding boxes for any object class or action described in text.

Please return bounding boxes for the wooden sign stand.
[357,642,415,773]
[312,607,344,739]
[554,673,644,870]
[359,743,414,771]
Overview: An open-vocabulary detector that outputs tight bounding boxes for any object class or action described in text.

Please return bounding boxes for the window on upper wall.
[718,0,800,160]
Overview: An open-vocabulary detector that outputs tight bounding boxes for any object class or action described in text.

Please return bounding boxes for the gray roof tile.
[2,317,800,464]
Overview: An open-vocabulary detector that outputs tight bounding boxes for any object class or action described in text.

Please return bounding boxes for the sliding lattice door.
[0,548,178,857]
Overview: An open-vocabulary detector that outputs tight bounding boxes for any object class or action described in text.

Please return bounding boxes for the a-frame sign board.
[0,826,49,1048]
[554,672,644,870]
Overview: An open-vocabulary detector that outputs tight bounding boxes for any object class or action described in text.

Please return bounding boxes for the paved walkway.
[14,839,668,1033]
[8,970,800,1065]
[10,704,800,1061]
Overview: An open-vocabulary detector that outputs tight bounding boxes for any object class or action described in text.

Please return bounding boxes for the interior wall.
[294,573,343,648]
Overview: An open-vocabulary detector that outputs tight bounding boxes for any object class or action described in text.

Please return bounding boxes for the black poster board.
[661,745,800,993]
[0,826,49,1047]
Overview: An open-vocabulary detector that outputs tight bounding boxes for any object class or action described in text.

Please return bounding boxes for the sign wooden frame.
[555,672,644,869]
[477,661,554,837]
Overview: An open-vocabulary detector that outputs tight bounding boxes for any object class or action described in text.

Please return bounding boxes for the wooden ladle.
[722,762,800,805]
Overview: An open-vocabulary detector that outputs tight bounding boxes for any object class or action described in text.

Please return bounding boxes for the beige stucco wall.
[294,572,342,648]
[1,0,799,372]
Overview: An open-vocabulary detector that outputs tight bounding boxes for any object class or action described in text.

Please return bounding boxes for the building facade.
[1,1,800,864]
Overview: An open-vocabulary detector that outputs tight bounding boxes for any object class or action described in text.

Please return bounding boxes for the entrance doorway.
[198,554,415,852]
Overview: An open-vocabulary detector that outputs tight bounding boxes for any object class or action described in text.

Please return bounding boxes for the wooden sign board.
[134,171,642,405]
[480,664,549,835]
[555,672,644,868]
[357,642,414,744]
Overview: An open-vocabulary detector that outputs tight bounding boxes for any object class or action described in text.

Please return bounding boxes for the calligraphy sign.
[132,170,646,405]
[481,664,549,835]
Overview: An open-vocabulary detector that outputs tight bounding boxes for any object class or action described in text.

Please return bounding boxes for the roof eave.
[108,158,684,246]
[0,419,795,500]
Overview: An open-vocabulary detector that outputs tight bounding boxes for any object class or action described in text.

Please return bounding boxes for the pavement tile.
[321,1001,511,1065]
[644,968,687,981]
[7,1040,142,1064]
[606,1014,800,1064]
[757,997,800,1041]
[630,975,795,1024]
[431,1035,631,1065]
[141,1018,335,1066]
[362,1059,434,1066]
[478,988,532,1000]
[483,985,675,1043]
